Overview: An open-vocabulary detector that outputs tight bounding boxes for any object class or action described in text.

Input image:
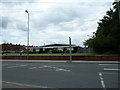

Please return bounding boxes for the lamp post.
[115,0,120,23]
[25,10,29,60]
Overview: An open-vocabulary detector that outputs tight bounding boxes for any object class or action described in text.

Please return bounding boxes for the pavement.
[1,59,120,64]
[2,60,120,89]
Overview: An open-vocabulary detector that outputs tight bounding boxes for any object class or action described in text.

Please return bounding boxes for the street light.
[25,10,29,60]
[115,0,120,23]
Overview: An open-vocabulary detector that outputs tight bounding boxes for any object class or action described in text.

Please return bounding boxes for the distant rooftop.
[41,44,77,47]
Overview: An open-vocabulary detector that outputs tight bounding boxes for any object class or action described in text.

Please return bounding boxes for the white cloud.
[1,0,113,47]
[1,0,114,3]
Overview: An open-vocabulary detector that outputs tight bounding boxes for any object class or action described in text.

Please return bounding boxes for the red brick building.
[0,43,25,53]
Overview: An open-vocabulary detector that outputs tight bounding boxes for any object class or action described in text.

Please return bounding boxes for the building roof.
[28,44,79,49]
[41,44,77,47]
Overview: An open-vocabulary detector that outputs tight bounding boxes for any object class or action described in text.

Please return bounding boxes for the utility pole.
[69,37,72,63]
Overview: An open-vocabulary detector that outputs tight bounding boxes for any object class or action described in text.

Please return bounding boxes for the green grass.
[1,53,119,56]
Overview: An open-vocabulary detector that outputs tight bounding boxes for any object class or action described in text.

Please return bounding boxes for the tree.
[84,2,120,54]
[33,49,36,53]
[38,48,43,53]
[63,48,67,53]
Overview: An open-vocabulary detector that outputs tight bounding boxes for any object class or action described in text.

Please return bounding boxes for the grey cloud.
[0,16,27,31]
[17,23,27,31]
[1,16,10,29]
[1,2,23,6]
[1,0,36,3]
[1,0,38,8]
[32,7,84,31]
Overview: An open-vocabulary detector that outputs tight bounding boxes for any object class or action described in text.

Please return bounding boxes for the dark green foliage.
[24,49,30,53]
[38,48,44,53]
[84,2,120,54]
[64,50,70,53]
[63,48,67,53]
[52,49,62,53]
[63,48,70,53]
[72,47,79,53]
[33,49,36,53]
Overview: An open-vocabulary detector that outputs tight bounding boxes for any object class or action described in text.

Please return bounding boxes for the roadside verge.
[1,60,120,64]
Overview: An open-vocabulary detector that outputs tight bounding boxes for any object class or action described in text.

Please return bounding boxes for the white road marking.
[3,64,20,66]
[2,64,9,66]
[99,64,117,65]
[101,72,118,75]
[15,64,19,65]
[29,65,48,69]
[43,65,71,72]
[7,65,27,68]
[99,72,106,89]
[30,65,71,72]
[104,68,120,71]
[55,68,70,72]
[2,81,48,88]
[38,66,47,68]
[29,67,37,69]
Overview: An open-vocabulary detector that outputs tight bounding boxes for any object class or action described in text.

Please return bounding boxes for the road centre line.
[7,65,27,68]
[104,68,120,71]
[99,72,106,90]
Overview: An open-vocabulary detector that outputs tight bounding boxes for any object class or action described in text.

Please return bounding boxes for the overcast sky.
[0,0,115,47]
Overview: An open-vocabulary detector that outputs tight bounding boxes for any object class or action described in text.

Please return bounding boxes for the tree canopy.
[84,2,120,54]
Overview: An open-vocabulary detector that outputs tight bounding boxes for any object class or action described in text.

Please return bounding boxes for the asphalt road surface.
[2,61,120,89]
